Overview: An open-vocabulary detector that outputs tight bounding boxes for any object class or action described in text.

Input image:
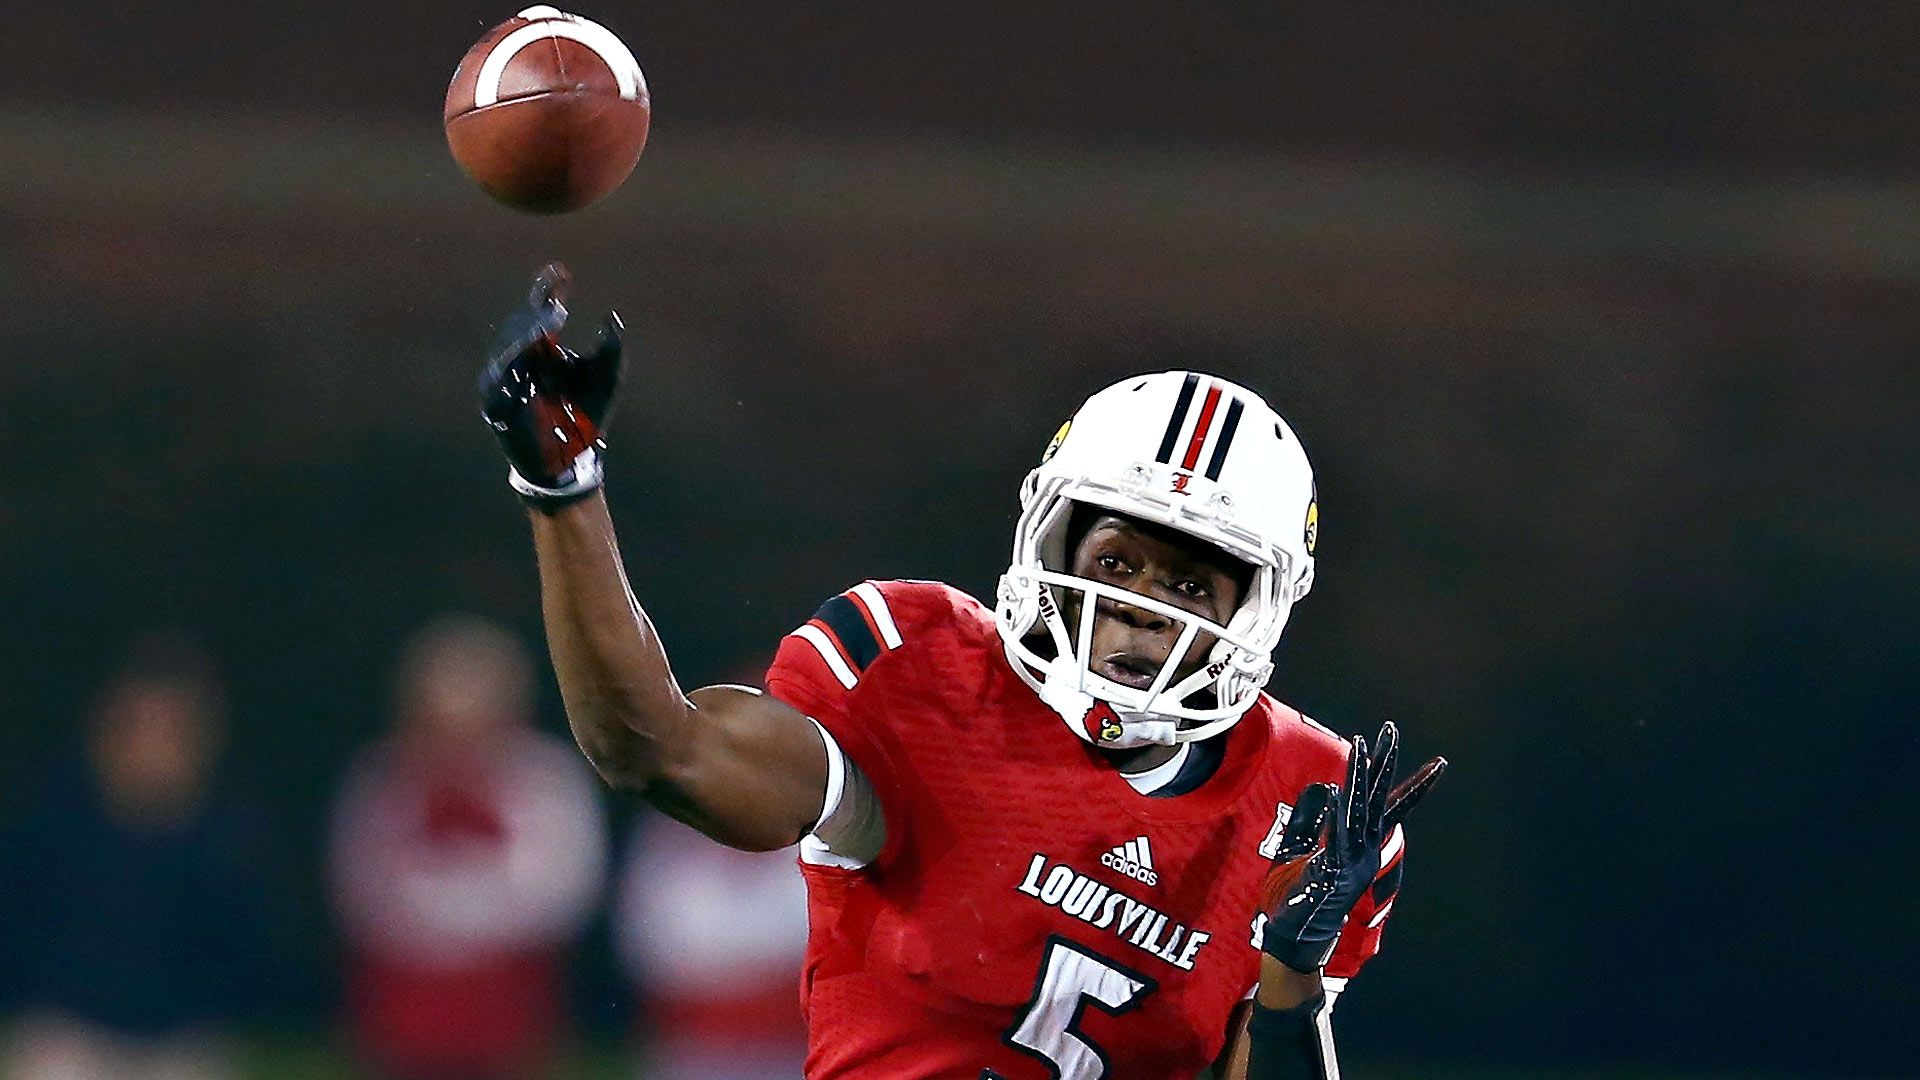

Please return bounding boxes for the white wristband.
[508,446,604,499]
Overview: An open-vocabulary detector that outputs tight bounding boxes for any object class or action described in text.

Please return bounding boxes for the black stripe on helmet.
[1202,397,1245,481]
[1155,373,1201,464]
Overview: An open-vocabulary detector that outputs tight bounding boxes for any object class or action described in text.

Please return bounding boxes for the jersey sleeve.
[764,581,905,733]
[764,581,912,868]
[1324,822,1406,980]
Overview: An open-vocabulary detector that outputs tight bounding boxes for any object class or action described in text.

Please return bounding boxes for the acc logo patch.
[1303,496,1318,556]
[1041,419,1072,463]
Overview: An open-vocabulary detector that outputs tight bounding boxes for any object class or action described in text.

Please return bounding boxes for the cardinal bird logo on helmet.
[1085,701,1125,743]
[1041,420,1072,464]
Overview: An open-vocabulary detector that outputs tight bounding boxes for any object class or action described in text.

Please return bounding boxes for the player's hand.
[477,262,625,506]
[1258,720,1446,973]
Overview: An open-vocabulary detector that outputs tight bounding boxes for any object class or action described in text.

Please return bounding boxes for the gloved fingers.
[1342,734,1369,849]
[1275,782,1333,862]
[492,263,573,363]
[553,310,624,416]
[529,261,573,309]
[1365,720,1399,838]
[489,303,568,375]
[587,311,624,375]
[1382,756,1447,832]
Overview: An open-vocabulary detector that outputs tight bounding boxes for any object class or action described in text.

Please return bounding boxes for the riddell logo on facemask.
[1038,591,1061,623]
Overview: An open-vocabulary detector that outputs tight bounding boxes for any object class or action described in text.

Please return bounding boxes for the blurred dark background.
[1,2,1915,1077]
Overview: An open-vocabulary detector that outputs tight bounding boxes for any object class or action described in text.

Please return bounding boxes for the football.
[443,6,650,214]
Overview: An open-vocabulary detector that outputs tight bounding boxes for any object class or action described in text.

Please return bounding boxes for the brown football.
[444,6,650,214]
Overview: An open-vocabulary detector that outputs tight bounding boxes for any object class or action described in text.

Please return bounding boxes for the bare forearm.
[528,493,694,791]
[524,492,828,850]
[1256,957,1322,1010]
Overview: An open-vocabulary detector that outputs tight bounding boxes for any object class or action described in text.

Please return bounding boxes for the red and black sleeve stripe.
[808,594,883,672]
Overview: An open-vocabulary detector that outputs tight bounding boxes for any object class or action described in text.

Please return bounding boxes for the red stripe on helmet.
[1180,383,1223,471]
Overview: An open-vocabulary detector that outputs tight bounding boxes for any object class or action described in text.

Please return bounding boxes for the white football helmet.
[994,371,1318,749]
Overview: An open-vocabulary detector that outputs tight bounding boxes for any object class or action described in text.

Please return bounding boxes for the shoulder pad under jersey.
[775,579,994,691]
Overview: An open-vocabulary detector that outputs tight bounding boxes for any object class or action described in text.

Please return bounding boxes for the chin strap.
[1038,654,1181,749]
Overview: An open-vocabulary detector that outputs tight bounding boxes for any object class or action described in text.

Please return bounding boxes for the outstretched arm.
[529,495,828,850]
[481,266,828,852]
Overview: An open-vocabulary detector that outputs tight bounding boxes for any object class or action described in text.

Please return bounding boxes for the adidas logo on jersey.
[1100,836,1159,886]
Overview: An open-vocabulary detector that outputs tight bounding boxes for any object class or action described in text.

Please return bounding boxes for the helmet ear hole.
[1225,556,1255,610]
[1032,494,1075,574]
[1058,502,1105,571]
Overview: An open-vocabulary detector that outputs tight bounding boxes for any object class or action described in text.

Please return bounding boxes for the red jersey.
[766,580,1398,1080]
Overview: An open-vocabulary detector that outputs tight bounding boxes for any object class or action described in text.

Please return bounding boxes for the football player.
[478,265,1445,1079]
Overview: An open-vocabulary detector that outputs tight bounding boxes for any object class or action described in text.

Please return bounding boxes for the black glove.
[1259,720,1446,973]
[477,262,624,507]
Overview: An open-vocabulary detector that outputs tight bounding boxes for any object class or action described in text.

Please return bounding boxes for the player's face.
[1066,513,1249,691]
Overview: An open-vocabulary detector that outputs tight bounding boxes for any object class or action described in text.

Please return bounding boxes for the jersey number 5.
[984,935,1159,1080]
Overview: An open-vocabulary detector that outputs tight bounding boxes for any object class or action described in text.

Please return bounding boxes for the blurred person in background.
[0,634,285,1080]
[614,659,809,1080]
[328,615,608,1080]
[615,818,810,1080]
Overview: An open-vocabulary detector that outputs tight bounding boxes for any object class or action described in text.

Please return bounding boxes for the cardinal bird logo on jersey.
[1085,701,1125,743]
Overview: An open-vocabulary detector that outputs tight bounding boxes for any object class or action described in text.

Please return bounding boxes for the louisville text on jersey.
[1015,853,1213,971]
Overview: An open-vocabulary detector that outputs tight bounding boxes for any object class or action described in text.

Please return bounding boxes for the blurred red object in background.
[329,616,608,1080]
